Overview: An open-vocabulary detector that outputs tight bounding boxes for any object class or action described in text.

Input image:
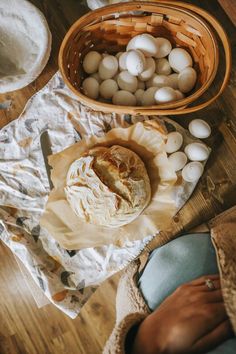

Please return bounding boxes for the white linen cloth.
[0,72,202,317]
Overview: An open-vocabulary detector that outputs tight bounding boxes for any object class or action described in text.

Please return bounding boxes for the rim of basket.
[59,1,219,113]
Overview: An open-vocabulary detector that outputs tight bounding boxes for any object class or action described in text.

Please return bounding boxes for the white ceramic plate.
[0,0,52,93]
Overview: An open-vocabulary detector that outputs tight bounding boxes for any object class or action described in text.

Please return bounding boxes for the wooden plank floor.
[0,1,236,354]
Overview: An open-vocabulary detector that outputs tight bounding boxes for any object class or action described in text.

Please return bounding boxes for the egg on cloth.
[168,151,187,171]
[182,162,204,182]
[184,143,210,161]
[165,132,183,153]
[188,119,211,139]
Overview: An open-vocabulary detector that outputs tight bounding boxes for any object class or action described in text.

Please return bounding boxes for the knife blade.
[40,130,54,190]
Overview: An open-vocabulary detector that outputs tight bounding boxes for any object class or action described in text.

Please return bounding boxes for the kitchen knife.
[40,130,54,190]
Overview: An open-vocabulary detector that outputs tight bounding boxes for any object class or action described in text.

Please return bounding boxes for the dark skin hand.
[131,275,234,354]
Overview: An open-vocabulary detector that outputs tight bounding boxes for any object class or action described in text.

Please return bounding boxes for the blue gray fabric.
[138,233,236,353]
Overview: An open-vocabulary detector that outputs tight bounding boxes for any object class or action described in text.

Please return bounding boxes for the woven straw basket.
[59,1,231,116]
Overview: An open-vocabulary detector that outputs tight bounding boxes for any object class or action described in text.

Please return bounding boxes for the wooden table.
[0,1,235,353]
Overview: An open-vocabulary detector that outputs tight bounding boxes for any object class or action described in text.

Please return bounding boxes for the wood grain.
[0,1,236,354]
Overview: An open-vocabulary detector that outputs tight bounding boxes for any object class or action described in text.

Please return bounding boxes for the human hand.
[131,275,233,354]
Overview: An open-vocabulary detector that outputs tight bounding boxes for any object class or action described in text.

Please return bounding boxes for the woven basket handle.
[142,0,232,115]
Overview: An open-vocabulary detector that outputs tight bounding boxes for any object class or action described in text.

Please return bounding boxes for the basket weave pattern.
[59,1,231,115]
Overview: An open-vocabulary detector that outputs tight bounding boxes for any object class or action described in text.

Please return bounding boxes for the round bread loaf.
[65,145,151,228]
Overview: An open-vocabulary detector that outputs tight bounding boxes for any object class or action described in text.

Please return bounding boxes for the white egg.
[182,162,204,182]
[82,77,99,99]
[126,50,146,76]
[146,74,169,88]
[188,119,211,139]
[83,51,102,74]
[98,55,118,80]
[119,52,128,71]
[155,58,172,75]
[117,71,138,93]
[168,151,188,171]
[137,80,145,89]
[131,33,158,57]
[178,67,197,93]
[167,73,179,89]
[138,57,156,81]
[165,132,183,153]
[116,52,123,59]
[184,143,210,161]
[155,37,172,58]
[141,87,157,106]
[135,89,145,106]
[127,36,138,51]
[99,79,118,99]
[90,72,102,84]
[154,87,177,104]
[175,90,185,100]
[168,48,193,73]
[113,90,136,106]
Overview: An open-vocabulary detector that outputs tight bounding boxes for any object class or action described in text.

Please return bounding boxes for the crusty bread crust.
[65,145,151,228]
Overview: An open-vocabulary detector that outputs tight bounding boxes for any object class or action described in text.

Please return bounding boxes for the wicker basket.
[59,1,231,116]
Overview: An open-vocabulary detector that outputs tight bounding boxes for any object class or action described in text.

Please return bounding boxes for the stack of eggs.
[166,119,211,182]
[81,33,197,106]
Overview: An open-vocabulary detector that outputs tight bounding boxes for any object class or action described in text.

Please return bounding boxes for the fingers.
[200,289,223,303]
[197,279,221,292]
[190,320,234,353]
[189,274,220,286]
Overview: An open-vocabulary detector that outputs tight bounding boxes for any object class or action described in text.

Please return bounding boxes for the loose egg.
[137,80,145,89]
[178,67,197,93]
[168,151,188,171]
[98,55,118,80]
[146,74,169,88]
[165,132,183,153]
[188,119,211,139]
[156,58,172,75]
[141,87,157,106]
[99,79,118,99]
[112,90,136,106]
[184,143,210,161]
[117,71,138,93]
[82,77,99,99]
[138,57,156,81]
[155,37,172,58]
[168,48,193,73]
[119,52,128,71]
[175,90,185,100]
[182,162,204,182]
[131,33,158,57]
[83,51,102,74]
[90,72,102,84]
[126,50,146,76]
[167,73,179,89]
[154,87,177,104]
[135,89,145,106]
